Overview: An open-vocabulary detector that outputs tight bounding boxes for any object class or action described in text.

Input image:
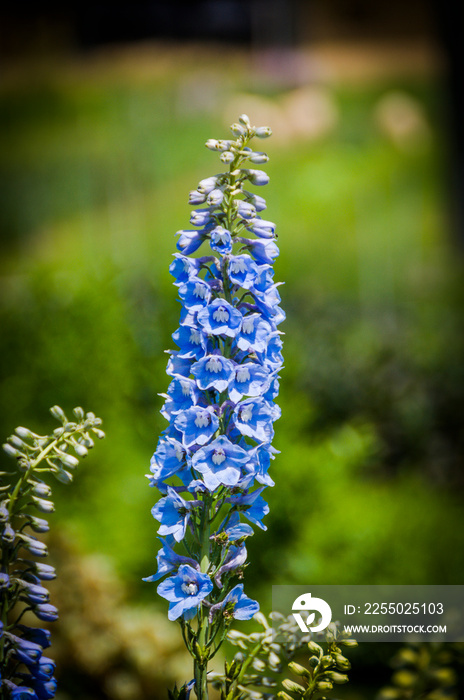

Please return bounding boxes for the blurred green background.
[1,9,464,697]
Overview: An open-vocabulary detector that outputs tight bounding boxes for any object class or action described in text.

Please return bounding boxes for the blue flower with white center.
[210,584,259,622]
[235,313,272,354]
[191,354,235,393]
[197,298,242,337]
[151,488,193,542]
[178,278,211,310]
[210,226,232,254]
[191,435,248,491]
[172,325,207,360]
[149,437,188,482]
[157,564,213,621]
[169,254,200,286]
[143,537,199,583]
[227,254,259,290]
[246,217,276,239]
[176,229,208,255]
[165,376,199,413]
[228,486,270,530]
[233,397,276,442]
[174,406,219,448]
[229,362,271,404]
[239,237,279,265]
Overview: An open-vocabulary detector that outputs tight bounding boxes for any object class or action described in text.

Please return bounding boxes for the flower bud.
[73,443,88,458]
[249,152,269,164]
[205,139,220,151]
[288,662,311,678]
[35,603,59,622]
[334,653,351,671]
[243,169,270,186]
[20,533,48,557]
[316,680,333,691]
[32,482,52,498]
[50,405,66,422]
[33,562,56,581]
[282,679,305,695]
[73,406,85,420]
[230,122,246,136]
[327,671,349,684]
[340,638,358,647]
[31,497,55,513]
[255,126,272,138]
[29,516,50,533]
[198,176,218,194]
[308,655,320,668]
[189,189,206,205]
[93,428,106,440]
[0,501,9,522]
[15,426,35,439]
[238,114,251,126]
[2,523,15,544]
[3,443,20,458]
[220,151,235,164]
[53,468,73,484]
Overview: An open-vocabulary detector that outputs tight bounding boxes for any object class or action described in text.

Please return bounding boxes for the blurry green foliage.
[0,58,463,614]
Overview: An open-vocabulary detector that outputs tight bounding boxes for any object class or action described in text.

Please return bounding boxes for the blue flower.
[169,254,200,286]
[178,278,211,310]
[151,488,193,542]
[222,512,254,540]
[191,355,235,393]
[191,435,249,491]
[227,255,259,290]
[229,362,270,404]
[210,226,232,254]
[233,398,276,442]
[157,564,213,621]
[172,325,207,360]
[235,314,272,354]
[149,437,188,482]
[197,299,242,338]
[211,584,259,621]
[228,487,270,530]
[164,377,199,414]
[174,406,219,448]
[143,537,199,582]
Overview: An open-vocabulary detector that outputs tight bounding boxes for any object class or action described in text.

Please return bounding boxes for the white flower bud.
[249,152,269,164]
[230,122,246,136]
[238,114,250,126]
[255,126,272,138]
[50,405,66,422]
[220,151,234,163]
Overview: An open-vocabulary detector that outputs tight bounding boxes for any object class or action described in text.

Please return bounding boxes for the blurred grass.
[1,49,463,617]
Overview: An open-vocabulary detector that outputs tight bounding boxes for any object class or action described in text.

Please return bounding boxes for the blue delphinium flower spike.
[146,115,282,697]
